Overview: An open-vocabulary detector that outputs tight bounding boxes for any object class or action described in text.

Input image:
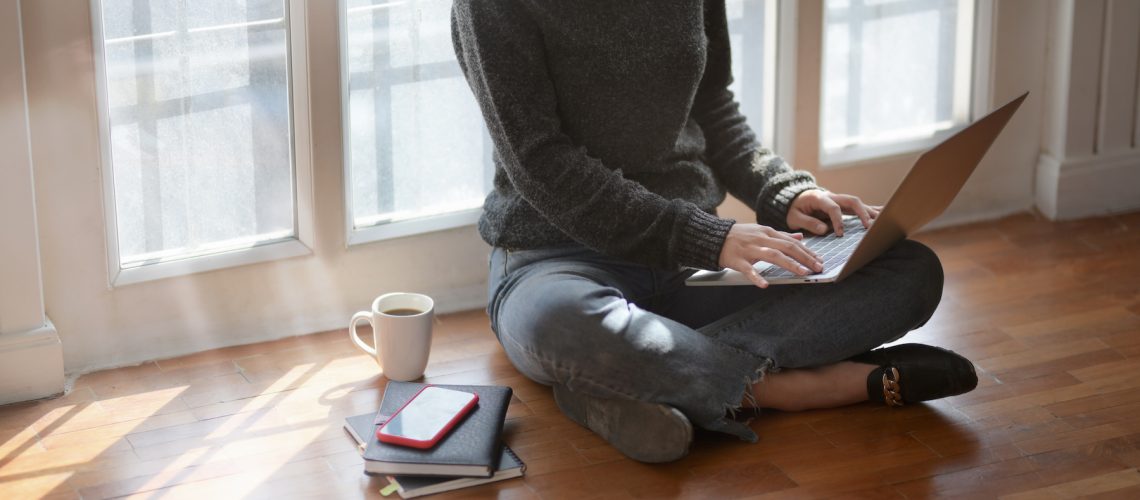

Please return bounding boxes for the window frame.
[337,0,486,248]
[772,0,799,163]
[782,0,994,170]
[85,0,995,286]
[90,0,316,287]
[335,0,782,247]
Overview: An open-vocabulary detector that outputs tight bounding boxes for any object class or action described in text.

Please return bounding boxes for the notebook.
[343,412,525,499]
[357,382,512,477]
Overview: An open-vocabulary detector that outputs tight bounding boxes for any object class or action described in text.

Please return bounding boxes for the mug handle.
[349,311,378,356]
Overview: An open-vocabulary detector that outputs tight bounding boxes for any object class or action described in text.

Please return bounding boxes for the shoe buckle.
[882,366,903,407]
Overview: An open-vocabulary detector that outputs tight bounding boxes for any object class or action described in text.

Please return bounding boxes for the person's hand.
[787,189,881,237]
[718,224,825,288]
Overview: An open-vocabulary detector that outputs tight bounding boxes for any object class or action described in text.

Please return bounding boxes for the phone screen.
[379,387,476,442]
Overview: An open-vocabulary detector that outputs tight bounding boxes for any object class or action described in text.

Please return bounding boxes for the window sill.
[818,123,967,169]
[110,237,313,287]
[346,208,482,247]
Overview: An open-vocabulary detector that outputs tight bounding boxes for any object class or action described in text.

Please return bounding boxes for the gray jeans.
[486,240,943,441]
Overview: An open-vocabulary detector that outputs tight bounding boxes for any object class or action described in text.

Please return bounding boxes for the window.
[726,0,777,146]
[341,0,493,244]
[820,0,975,164]
[86,0,987,285]
[93,0,309,284]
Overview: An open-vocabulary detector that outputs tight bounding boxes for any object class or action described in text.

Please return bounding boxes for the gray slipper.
[553,384,692,463]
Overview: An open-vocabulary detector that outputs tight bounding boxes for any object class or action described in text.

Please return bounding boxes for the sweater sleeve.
[691,0,819,231]
[451,0,734,270]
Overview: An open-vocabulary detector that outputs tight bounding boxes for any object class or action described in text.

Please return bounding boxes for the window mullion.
[955,0,979,122]
[248,10,291,234]
[845,0,864,144]
[133,0,164,253]
[370,6,395,217]
[935,0,958,122]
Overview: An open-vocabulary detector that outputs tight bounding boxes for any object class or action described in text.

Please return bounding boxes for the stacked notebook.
[343,382,525,499]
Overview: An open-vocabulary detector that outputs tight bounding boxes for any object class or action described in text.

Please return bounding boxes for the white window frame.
[773,0,994,171]
[760,0,780,150]
[90,0,315,287]
[772,0,800,163]
[337,0,484,248]
[85,0,993,285]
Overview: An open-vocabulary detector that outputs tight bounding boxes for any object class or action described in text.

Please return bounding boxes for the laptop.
[687,91,1028,286]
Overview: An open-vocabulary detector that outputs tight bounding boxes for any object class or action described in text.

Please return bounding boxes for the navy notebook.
[343,410,525,499]
[348,382,512,477]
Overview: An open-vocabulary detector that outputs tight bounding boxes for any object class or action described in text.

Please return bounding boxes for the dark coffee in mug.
[382,308,424,316]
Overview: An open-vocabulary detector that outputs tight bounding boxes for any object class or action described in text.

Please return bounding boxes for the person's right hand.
[718,224,824,288]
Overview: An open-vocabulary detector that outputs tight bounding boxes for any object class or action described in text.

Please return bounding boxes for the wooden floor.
[3,211,1140,499]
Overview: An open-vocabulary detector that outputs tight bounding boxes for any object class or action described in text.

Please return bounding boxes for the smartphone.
[377,386,479,449]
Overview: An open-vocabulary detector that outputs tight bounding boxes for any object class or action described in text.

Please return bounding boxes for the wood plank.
[0,211,1138,499]
[975,338,1109,374]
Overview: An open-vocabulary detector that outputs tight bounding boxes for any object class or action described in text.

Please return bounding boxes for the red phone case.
[376,385,479,449]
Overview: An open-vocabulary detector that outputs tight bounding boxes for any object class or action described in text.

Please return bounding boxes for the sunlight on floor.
[0,331,392,499]
[0,425,44,459]
[0,385,187,497]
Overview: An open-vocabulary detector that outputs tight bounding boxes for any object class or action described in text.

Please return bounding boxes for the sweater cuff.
[676,208,736,271]
[756,173,819,232]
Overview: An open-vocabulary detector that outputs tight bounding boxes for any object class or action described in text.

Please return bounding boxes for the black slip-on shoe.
[552,384,692,463]
[849,343,979,407]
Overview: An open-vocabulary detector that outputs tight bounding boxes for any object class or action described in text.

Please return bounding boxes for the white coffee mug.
[349,293,434,381]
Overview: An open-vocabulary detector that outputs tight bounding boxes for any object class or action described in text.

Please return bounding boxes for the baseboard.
[429,282,489,315]
[1036,150,1140,220]
[1035,153,1062,219]
[67,283,490,377]
[0,317,65,405]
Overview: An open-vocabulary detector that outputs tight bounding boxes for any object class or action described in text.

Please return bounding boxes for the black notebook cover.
[361,382,512,477]
[343,413,525,499]
[389,447,525,498]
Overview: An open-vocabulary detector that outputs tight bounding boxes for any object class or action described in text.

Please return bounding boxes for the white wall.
[932,0,1050,227]
[0,0,43,335]
[0,0,64,403]
[1036,0,1140,219]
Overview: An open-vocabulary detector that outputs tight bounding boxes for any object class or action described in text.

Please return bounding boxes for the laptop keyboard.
[760,217,868,279]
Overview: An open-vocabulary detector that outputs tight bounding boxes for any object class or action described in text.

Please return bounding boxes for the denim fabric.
[486,240,944,442]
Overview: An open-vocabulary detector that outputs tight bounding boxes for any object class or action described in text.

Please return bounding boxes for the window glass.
[822,0,972,153]
[726,0,769,142]
[98,0,295,267]
[344,0,491,229]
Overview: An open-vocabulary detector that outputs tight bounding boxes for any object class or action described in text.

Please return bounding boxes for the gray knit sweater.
[451,0,818,271]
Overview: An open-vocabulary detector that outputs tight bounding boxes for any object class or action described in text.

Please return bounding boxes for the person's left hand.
[786,189,881,236]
